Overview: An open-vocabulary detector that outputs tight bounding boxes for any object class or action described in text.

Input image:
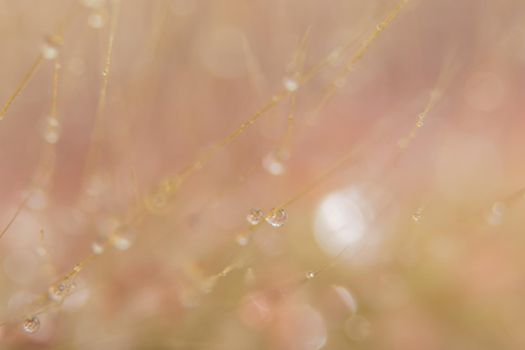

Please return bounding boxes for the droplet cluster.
[245,208,287,228]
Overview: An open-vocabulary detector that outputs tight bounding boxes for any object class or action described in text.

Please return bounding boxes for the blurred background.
[1,0,525,349]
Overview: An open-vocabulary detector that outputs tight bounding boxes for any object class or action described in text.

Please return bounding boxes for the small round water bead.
[111,225,137,251]
[48,276,77,302]
[265,208,287,228]
[113,235,131,251]
[305,271,316,280]
[43,116,61,144]
[41,35,62,60]
[236,233,250,246]
[88,13,105,29]
[412,207,424,222]
[48,284,65,300]
[262,149,289,176]
[283,77,298,92]
[21,316,40,334]
[246,208,264,226]
[91,240,105,255]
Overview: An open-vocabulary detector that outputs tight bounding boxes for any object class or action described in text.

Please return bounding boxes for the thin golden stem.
[0,4,78,120]
[0,195,30,241]
[155,0,409,203]
[0,56,44,120]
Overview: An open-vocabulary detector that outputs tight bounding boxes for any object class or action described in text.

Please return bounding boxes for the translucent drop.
[246,208,264,226]
[48,282,68,302]
[43,128,60,144]
[412,207,424,222]
[41,42,58,60]
[91,240,105,255]
[283,77,298,92]
[306,271,316,279]
[88,13,104,29]
[42,116,61,144]
[21,316,40,334]
[262,151,288,176]
[111,226,137,251]
[236,233,249,246]
[113,236,131,250]
[47,116,59,127]
[415,112,425,128]
[265,208,287,228]
[147,192,169,212]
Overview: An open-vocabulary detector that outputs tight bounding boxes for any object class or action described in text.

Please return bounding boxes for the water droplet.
[111,225,137,251]
[88,13,105,29]
[306,271,316,279]
[41,43,58,60]
[113,236,131,250]
[283,77,298,92]
[262,150,288,176]
[236,233,249,246]
[265,208,287,228]
[41,36,61,60]
[43,128,60,144]
[48,282,68,302]
[416,114,425,127]
[412,207,424,222]
[21,316,40,334]
[42,116,61,144]
[146,191,169,212]
[246,208,264,226]
[91,240,105,255]
[47,116,59,127]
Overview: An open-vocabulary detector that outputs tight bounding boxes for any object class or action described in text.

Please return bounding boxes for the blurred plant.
[1,0,524,349]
